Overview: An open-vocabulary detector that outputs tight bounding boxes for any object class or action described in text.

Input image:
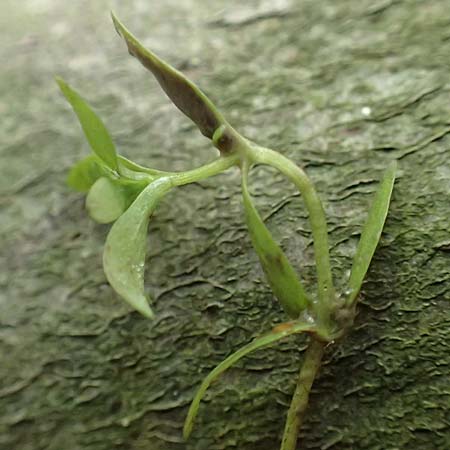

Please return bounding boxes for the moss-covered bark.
[1,1,449,449]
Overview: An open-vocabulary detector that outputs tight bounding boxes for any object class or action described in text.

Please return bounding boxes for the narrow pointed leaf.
[103,178,172,318]
[56,77,118,170]
[346,161,397,306]
[111,12,227,140]
[242,167,310,317]
[183,321,316,439]
[67,155,111,192]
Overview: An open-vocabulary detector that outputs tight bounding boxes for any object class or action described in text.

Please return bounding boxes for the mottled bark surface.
[1,1,449,449]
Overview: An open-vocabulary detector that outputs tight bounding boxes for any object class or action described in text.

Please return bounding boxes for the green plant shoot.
[58,13,397,450]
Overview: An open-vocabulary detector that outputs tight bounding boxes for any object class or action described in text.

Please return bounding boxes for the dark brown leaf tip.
[111,12,227,140]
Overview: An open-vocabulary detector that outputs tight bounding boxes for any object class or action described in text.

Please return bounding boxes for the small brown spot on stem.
[272,322,294,333]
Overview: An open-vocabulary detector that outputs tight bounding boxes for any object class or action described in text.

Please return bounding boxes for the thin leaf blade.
[103,178,172,318]
[56,77,118,170]
[183,321,316,439]
[346,161,397,305]
[242,167,310,317]
[111,12,226,140]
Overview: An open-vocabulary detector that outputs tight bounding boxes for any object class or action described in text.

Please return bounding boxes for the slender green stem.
[281,339,325,450]
[183,321,317,440]
[117,155,171,177]
[248,144,334,326]
[169,152,240,186]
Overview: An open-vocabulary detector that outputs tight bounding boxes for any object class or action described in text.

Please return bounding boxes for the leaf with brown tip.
[111,12,227,140]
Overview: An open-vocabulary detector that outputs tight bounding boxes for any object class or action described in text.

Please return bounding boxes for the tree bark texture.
[1,1,449,449]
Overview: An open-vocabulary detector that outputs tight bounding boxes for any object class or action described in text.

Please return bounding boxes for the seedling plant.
[58,13,396,450]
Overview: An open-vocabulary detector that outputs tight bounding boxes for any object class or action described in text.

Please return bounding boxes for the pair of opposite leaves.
[59,12,396,437]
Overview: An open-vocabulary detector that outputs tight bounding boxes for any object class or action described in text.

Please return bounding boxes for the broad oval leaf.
[241,166,310,318]
[111,12,226,140]
[86,177,128,224]
[56,77,118,170]
[346,161,397,306]
[183,320,316,439]
[103,178,173,319]
[67,155,111,193]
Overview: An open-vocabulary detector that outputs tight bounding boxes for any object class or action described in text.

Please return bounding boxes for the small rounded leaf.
[86,177,127,224]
